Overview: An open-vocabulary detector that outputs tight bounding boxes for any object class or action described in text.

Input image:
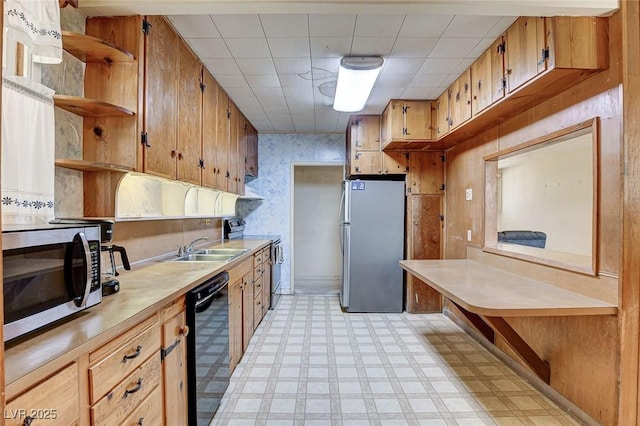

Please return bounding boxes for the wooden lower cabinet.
[160,298,189,425]
[121,386,163,426]
[5,363,79,426]
[228,257,253,373]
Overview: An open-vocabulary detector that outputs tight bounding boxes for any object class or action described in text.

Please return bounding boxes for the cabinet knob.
[180,325,190,337]
[171,150,177,158]
[178,152,184,160]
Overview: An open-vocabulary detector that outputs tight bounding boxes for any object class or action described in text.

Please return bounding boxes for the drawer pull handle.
[122,345,143,362]
[124,378,143,398]
[23,417,34,426]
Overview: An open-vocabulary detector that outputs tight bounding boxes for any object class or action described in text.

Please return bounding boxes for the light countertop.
[4,239,271,395]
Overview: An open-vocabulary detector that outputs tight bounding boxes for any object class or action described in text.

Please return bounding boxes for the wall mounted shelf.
[61,31,135,63]
[53,95,135,117]
[55,159,134,173]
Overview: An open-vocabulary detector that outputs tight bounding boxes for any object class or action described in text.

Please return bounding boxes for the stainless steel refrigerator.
[340,179,405,312]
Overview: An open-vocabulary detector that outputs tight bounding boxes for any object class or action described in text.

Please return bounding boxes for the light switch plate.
[465,188,473,201]
[467,229,472,241]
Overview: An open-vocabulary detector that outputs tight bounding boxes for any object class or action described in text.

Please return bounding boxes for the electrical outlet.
[205,219,211,225]
[465,188,473,201]
[467,229,472,241]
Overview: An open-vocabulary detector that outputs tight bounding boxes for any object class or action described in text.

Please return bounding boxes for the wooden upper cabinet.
[407,151,444,195]
[143,16,179,180]
[435,89,450,137]
[449,69,472,130]
[228,101,240,194]
[216,89,230,192]
[471,37,505,116]
[352,115,381,151]
[382,151,408,175]
[176,43,203,186]
[201,68,218,189]
[237,110,247,195]
[245,122,258,179]
[381,100,434,150]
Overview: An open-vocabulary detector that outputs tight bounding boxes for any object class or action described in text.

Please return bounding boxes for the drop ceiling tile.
[390,37,438,57]
[253,87,285,99]
[245,74,282,88]
[428,87,448,98]
[309,15,356,37]
[487,16,518,38]
[269,114,295,123]
[408,73,448,88]
[375,73,414,88]
[279,73,313,87]
[452,57,475,75]
[274,58,312,75]
[167,15,220,39]
[267,37,311,58]
[225,87,256,101]
[313,87,334,106]
[260,98,289,109]
[398,15,454,37]
[261,105,290,115]
[417,58,463,74]
[401,86,432,99]
[202,58,241,75]
[236,58,277,75]
[429,37,481,58]
[467,37,497,59]
[310,37,352,58]
[260,14,309,37]
[443,15,501,38]
[212,14,264,38]
[381,58,426,75]
[226,38,271,58]
[293,121,317,132]
[187,39,231,59]
[354,15,404,38]
[283,86,315,102]
[291,113,315,123]
[350,37,395,56]
[311,57,341,73]
[440,74,458,87]
[214,74,249,88]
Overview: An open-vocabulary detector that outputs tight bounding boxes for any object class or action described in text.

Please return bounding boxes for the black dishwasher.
[186,271,230,426]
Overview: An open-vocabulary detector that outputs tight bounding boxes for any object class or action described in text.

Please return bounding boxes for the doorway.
[292,164,343,295]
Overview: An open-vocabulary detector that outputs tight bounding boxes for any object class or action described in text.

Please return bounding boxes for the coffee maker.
[50,218,130,296]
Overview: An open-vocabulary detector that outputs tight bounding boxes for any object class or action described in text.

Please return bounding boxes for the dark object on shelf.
[498,230,547,248]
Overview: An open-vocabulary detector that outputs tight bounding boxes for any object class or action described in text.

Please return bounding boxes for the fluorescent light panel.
[333,56,384,113]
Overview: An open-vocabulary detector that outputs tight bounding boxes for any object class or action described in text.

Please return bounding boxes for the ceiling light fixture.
[333,56,384,113]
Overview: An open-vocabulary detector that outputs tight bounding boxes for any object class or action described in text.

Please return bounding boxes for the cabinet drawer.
[253,251,263,267]
[120,385,163,426]
[89,316,160,403]
[91,353,161,426]
[5,363,78,426]
[254,274,264,297]
[253,294,264,330]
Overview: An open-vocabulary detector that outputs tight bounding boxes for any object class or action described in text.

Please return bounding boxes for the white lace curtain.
[5,0,62,64]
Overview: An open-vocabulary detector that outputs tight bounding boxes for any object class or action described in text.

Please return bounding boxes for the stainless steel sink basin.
[194,248,249,255]
[171,248,249,262]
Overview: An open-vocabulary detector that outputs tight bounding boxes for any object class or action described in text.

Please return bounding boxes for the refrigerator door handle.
[341,224,350,308]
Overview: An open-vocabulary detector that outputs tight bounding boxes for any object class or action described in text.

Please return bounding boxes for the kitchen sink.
[171,248,249,262]
[194,248,249,255]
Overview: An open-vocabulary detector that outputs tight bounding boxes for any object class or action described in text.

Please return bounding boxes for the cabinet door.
[353,151,382,175]
[245,122,258,178]
[382,100,405,143]
[143,16,178,179]
[382,151,408,175]
[216,90,230,191]
[228,279,243,373]
[449,69,472,129]
[177,43,203,185]
[407,151,444,195]
[353,115,381,151]
[405,195,443,313]
[228,102,240,194]
[162,309,189,425]
[505,16,547,93]
[201,68,218,189]
[404,101,433,140]
[236,110,247,195]
[471,38,505,116]
[435,89,450,137]
[262,253,272,311]
[242,272,254,352]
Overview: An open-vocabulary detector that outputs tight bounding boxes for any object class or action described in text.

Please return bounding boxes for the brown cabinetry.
[245,122,259,179]
[381,100,434,150]
[435,89,450,137]
[407,151,444,195]
[5,363,79,426]
[449,69,472,129]
[201,67,220,190]
[228,257,253,372]
[504,16,546,93]
[471,37,506,116]
[160,298,189,425]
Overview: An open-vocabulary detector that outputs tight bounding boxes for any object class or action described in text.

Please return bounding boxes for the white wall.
[242,133,345,294]
[498,135,593,255]
[293,165,343,294]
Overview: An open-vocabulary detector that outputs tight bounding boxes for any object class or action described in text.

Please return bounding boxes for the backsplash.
[242,133,345,294]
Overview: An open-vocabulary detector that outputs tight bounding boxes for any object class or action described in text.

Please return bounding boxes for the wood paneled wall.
[443,11,623,425]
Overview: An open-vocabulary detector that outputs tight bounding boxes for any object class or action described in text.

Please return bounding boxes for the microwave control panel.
[89,241,101,292]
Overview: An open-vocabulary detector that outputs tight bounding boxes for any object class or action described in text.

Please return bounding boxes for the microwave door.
[67,232,92,308]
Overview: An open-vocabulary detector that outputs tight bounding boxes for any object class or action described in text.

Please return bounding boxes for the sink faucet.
[179,237,208,256]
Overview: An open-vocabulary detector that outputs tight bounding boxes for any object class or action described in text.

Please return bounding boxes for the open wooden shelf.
[62,31,135,63]
[55,159,134,173]
[53,95,135,117]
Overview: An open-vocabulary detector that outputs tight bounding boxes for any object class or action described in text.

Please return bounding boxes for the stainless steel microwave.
[2,224,102,342]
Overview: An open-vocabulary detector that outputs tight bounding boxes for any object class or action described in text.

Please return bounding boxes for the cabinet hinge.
[440,183,446,191]
[502,78,507,89]
[199,159,205,169]
[227,109,231,119]
[402,106,408,114]
[200,81,206,92]
[142,19,152,35]
[538,47,550,65]
[405,152,409,160]
[439,214,445,221]
[141,131,150,148]
[497,41,505,54]
[161,338,181,361]
[440,155,446,162]
[402,127,408,135]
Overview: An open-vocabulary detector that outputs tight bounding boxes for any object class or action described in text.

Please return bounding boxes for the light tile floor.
[212,295,582,426]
